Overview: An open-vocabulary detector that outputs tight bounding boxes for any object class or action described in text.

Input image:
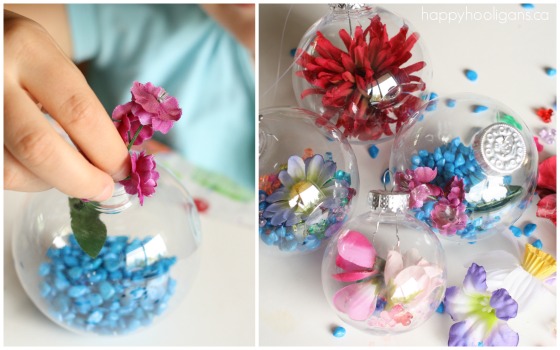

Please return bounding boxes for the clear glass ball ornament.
[292,4,432,144]
[322,190,446,334]
[389,93,538,242]
[259,107,359,254]
[12,165,202,335]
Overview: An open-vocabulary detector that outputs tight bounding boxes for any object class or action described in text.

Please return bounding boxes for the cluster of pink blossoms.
[112,82,182,205]
[395,167,468,235]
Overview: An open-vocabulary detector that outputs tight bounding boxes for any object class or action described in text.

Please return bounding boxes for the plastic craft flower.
[332,230,378,282]
[112,102,154,145]
[295,15,427,141]
[131,81,182,133]
[431,200,468,236]
[395,167,441,208]
[445,263,519,347]
[470,244,556,312]
[536,156,556,225]
[539,127,556,144]
[263,154,336,226]
[120,152,160,206]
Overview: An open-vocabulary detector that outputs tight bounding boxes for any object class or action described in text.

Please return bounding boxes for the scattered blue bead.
[509,225,522,237]
[38,263,51,277]
[411,155,421,165]
[333,326,346,338]
[290,48,296,57]
[473,105,488,113]
[426,101,437,111]
[521,4,534,9]
[429,92,438,100]
[545,67,556,77]
[532,239,543,249]
[436,302,445,313]
[465,69,478,81]
[381,169,391,185]
[446,99,456,108]
[523,223,537,237]
[68,285,89,298]
[504,175,512,185]
[87,309,103,324]
[367,144,379,159]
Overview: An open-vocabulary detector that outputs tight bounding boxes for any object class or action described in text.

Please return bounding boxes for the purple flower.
[430,199,468,235]
[444,263,519,347]
[112,102,154,146]
[130,81,182,134]
[263,154,337,226]
[119,151,160,206]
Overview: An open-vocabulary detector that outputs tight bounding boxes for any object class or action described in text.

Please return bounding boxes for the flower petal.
[337,231,376,270]
[384,249,404,285]
[287,156,305,181]
[444,286,477,321]
[489,288,518,321]
[537,156,556,192]
[332,281,378,321]
[317,161,336,187]
[463,263,488,294]
[265,188,290,203]
[305,154,324,184]
[414,166,437,183]
[501,267,541,312]
[403,248,422,267]
[332,270,376,282]
[448,319,487,347]
[484,322,519,346]
[389,266,429,304]
[278,170,295,188]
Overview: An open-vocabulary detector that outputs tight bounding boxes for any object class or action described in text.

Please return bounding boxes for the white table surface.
[3,188,255,346]
[259,3,557,346]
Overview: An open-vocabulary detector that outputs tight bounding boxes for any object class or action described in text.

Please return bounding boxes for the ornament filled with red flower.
[292,4,431,144]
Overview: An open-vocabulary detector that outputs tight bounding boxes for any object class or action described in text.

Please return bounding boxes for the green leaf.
[68,198,107,258]
[472,185,523,213]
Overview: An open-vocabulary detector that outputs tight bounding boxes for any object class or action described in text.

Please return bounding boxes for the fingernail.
[90,182,114,202]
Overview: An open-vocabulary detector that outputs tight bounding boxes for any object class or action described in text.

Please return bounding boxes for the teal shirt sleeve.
[66,4,255,191]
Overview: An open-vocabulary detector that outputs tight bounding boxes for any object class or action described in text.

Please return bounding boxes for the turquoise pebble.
[465,69,478,81]
[523,223,537,236]
[333,326,346,337]
[88,293,103,307]
[419,150,429,157]
[509,225,522,237]
[67,266,83,280]
[87,309,103,324]
[38,263,51,276]
[436,302,445,313]
[381,168,391,185]
[532,239,543,249]
[367,145,379,158]
[446,99,456,108]
[411,155,421,165]
[429,92,438,100]
[68,285,89,298]
[426,101,437,111]
[521,4,534,9]
[98,281,115,300]
[54,275,70,291]
[546,68,556,76]
[290,48,296,57]
[504,176,512,185]
[107,312,119,321]
[40,281,52,297]
[473,105,488,113]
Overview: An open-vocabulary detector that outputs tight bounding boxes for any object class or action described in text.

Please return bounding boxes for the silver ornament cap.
[329,3,368,11]
[368,73,401,107]
[368,190,409,213]
[473,123,527,175]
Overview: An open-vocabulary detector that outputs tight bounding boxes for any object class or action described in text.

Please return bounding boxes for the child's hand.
[4,10,130,201]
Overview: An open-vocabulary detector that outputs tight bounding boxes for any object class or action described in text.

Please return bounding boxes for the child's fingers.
[4,86,116,201]
[4,147,50,192]
[16,24,130,182]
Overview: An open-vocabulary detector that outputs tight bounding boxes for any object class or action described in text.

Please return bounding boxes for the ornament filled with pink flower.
[292,4,431,144]
[322,190,446,334]
[390,93,538,242]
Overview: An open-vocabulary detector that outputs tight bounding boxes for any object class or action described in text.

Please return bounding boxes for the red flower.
[131,82,182,134]
[536,108,554,123]
[536,156,556,225]
[112,102,154,146]
[120,151,160,206]
[295,15,427,142]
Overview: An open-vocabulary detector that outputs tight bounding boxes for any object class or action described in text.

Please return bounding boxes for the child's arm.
[4,7,130,201]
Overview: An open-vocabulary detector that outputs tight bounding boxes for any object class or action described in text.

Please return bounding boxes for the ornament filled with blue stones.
[12,166,201,335]
[259,107,359,254]
[389,93,538,242]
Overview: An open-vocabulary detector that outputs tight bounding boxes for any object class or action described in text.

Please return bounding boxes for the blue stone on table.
[509,225,522,237]
[446,99,456,107]
[523,223,537,237]
[532,239,543,249]
[367,145,379,159]
[333,326,346,337]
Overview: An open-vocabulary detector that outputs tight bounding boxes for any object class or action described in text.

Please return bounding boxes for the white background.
[259,3,557,346]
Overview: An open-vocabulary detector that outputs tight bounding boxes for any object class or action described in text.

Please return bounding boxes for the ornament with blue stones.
[12,166,201,335]
[390,93,538,242]
[259,108,359,254]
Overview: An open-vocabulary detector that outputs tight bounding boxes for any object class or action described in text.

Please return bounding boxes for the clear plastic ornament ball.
[11,165,202,335]
[292,4,432,144]
[259,107,359,254]
[322,190,446,334]
[389,93,538,242]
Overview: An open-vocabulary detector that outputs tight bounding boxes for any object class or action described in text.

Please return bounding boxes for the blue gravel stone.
[87,309,103,324]
[473,105,488,113]
[54,275,70,291]
[381,168,391,185]
[436,302,445,313]
[67,266,83,280]
[88,293,103,307]
[40,281,52,297]
[290,48,296,57]
[279,238,297,252]
[429,92,438,100]
[509,225,522,237]
[443,151,455,163]
[367,145,379,159]
[523,223,537,237]
[446,99,456,108]
[504,175,512,185]
[411,155,421,165]
[38,263,51,277]
[545,67,556,76]
[68,285,90,298]
[333,326,346,337]
[521,4,534,9]
[465,69,478,81]
[418,150,429,158]
[532,239,543,249]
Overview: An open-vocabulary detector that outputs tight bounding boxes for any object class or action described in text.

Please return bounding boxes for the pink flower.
[112,102,154,146]
[395,167,441,208]
[333,280,380,321]
[333,230,378,282]
[119,151,160,205]
[368,304,413,328]
[130,81,182,134]
[431,199,468,235]
[444,176,466,206]
[536,156,556,225]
